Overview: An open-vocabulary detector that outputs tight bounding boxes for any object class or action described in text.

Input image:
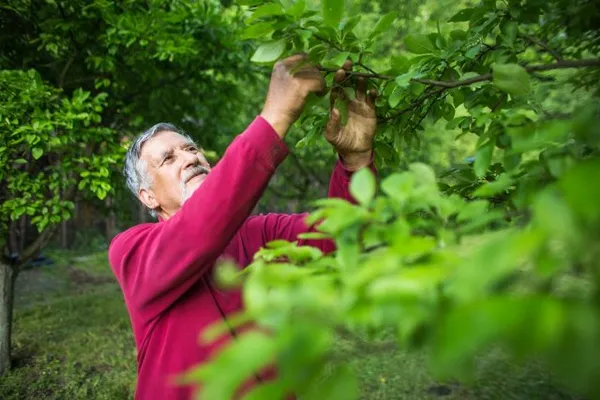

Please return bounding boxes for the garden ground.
[0,250,579,400]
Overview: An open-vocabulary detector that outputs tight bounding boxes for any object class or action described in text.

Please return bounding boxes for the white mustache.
[183,165,210,183]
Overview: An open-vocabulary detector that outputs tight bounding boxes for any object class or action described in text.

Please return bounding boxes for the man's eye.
[187,146,198,153]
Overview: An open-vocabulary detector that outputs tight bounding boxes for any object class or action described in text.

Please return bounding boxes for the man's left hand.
[325,62,377,171]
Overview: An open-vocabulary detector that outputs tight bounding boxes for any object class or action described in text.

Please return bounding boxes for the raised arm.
[108,55,326,319]
[240,156,376,256]
[239,61,379,256]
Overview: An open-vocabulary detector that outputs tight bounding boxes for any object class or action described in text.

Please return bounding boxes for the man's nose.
[179,149,199,168]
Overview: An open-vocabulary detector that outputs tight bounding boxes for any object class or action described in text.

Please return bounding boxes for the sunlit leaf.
[247,3,282,24]
[448,8,474,22]
[492,63,531,96]
[251,40,286,63]
[32,147,43,159]
[370,12,395,38]
[322,0,344,28]
[474,141,494,177]
[350,167,376,206]
[404,34,436,54]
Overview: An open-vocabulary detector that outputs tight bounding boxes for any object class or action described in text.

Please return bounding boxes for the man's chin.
[182,178,203,202]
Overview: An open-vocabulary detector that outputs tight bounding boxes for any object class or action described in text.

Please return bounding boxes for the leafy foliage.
[0,0,256,262]
[0,70,118,235]
[0,0,258,376]
[189,0,600,398]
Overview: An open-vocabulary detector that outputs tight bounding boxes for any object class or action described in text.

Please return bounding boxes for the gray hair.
[124,122,194,217]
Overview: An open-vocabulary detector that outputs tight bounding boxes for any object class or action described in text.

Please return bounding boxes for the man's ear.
[139,188,159,211]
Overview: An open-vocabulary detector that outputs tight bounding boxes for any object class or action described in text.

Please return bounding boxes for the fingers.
[367,88,378,107]
[325,107,342,139]
[356,77,367,101]
[291,60,327,96]
[330,86,348,109]
[327,86,346,138]
[279,53,308,66]
[333,59,372,105]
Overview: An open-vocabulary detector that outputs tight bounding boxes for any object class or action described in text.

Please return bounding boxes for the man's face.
[138,130,211,219]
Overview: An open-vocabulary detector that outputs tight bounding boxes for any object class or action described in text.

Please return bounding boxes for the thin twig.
[520,34,563,62]
[357,62,379,76]
[320,59,600,85]
[318,66,392,80]
[295,25,343,52]
[58,52,76,89]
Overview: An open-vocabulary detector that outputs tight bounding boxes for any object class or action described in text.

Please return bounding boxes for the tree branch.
[18,226,57,271]
[318,66,392,80]
[319,59,600,87]
[58,52,76,89]
[520,34,563,62]
[295,26,343,52]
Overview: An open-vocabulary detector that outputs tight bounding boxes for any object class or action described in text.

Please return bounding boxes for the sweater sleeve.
[108,116,288,319]
[239,155,377,257]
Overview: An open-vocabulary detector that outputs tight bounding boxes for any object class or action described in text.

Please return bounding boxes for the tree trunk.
[105,196,116,240]
[61,219,68,249]
[0,263,15,376]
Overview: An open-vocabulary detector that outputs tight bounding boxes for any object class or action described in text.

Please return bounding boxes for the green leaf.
[247,3,282,24]
[322,51,350,68]
[448,8,474,22]
[395,71,417,88]
[241,22,275,40]
[285,0,306,19]
[243,381,287,400]
[474,141,494,177]
[381,172,414,206]
[388,85,403,108]
[251,40,286,63]
[390,55,410,75]
[502,21,518,44]
[457,200,488,222]
[404,34,436,54]
[32,147,43,159]
[449,29,467,42]
[432,297,564,379]
[370,12,395,38]
[560,159,600,222]
[202,313,254,343]
[350,168,376,206]
[341,15,361,34]
[307,44,327,64]
[322,0,344,28]
[179,331,277,399]
[473,173,514,197]
[465,45,480,59]
[297,232,332,240]
[492,63,531,96]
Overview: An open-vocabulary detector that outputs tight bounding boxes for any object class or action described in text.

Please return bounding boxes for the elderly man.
[109,54,377,399]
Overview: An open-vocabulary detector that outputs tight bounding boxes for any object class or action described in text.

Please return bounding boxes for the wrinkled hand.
[261,54,326,139]
[325,61,377,170]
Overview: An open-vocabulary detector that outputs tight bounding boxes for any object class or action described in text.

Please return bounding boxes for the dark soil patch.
[67,266,114,286]
[11,346,38,369]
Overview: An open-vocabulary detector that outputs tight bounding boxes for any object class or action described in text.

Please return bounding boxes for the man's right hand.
[260,54,326,139]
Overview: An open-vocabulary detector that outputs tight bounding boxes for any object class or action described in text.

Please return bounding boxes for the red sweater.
[109,116,370,399]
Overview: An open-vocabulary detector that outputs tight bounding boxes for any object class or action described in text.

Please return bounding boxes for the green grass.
[0,250,578,400]
[1,251,136,400]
